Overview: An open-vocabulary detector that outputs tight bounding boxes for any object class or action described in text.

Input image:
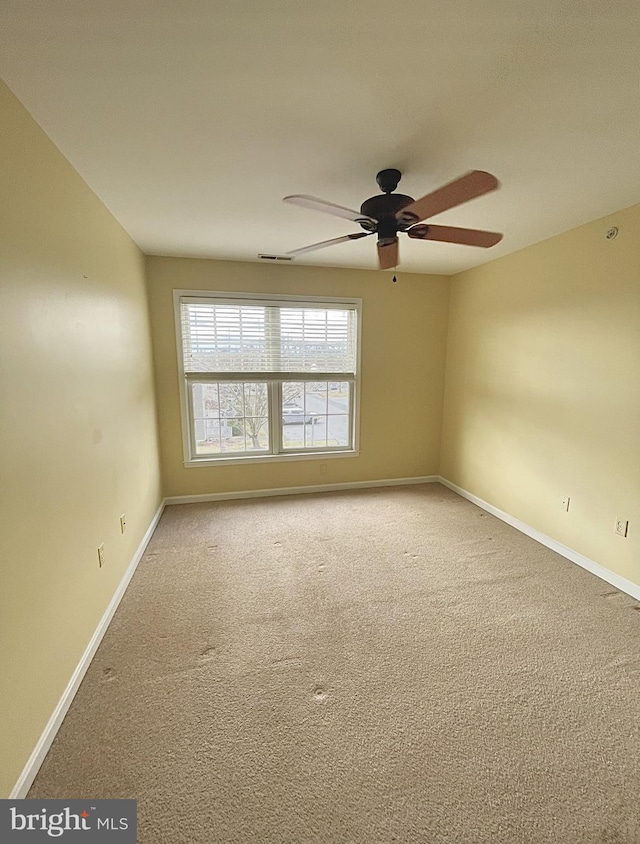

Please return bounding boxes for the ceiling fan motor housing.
[360,193,415,237]
[358,168,416,239]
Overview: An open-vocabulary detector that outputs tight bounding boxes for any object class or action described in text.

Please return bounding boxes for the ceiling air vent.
[258,253,293,261]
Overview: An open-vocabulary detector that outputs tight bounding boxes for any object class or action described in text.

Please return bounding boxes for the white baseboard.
[164,475,439,505]
[438,477,640,602]
[10,500,166,799]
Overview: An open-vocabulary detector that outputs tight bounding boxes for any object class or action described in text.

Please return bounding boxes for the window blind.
[180,298,358,379]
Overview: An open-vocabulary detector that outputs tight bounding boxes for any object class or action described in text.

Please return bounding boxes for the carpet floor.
[29,484,640,842]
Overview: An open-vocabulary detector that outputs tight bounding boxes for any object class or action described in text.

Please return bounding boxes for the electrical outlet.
[97,543,105,567]
[561,496,570,512]
[319,464,327,476]
[615,518,629,538]
[120,513,126,534]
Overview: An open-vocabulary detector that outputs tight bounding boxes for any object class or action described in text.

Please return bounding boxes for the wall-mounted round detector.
[605,227,618,240]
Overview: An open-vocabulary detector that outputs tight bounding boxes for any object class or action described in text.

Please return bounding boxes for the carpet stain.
[602,590,635,606]
[604,655,640,671]
[313,687,328,702]
[199,646,216,660]
[598,827,632,844]
[271,657,302,669]
[102,667,116,681]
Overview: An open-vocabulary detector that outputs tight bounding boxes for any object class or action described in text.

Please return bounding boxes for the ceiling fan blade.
[283,194,377,225]
[377,238,398,270]
[397,171,499,225]
[407,224,503,248]
[286,232,373,257]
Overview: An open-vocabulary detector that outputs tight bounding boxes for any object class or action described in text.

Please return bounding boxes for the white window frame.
[173,290,362,467]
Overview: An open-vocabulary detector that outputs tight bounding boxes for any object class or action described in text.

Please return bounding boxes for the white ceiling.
[2,1,640,275]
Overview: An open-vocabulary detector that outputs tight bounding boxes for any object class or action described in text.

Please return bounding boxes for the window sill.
[183,449,359,468]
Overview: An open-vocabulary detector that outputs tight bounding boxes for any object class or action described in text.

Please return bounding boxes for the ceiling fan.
[283,169,503,269]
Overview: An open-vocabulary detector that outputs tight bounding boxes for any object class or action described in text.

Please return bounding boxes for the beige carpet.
[29,484,640,843]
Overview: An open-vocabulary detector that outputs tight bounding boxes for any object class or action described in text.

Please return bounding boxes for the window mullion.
[348,378,355,450]
[265,308,282,455]
[270,381,282,455]
[187,381,198,459]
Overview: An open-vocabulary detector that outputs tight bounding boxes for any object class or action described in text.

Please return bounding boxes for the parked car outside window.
[282,404,319,425]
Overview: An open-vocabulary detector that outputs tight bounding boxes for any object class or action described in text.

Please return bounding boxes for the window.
[174,291,361,465]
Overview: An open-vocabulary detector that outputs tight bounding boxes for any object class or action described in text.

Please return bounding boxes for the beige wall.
[0,82,162,796]
[146,256,450,497]
[441,203,640,584]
